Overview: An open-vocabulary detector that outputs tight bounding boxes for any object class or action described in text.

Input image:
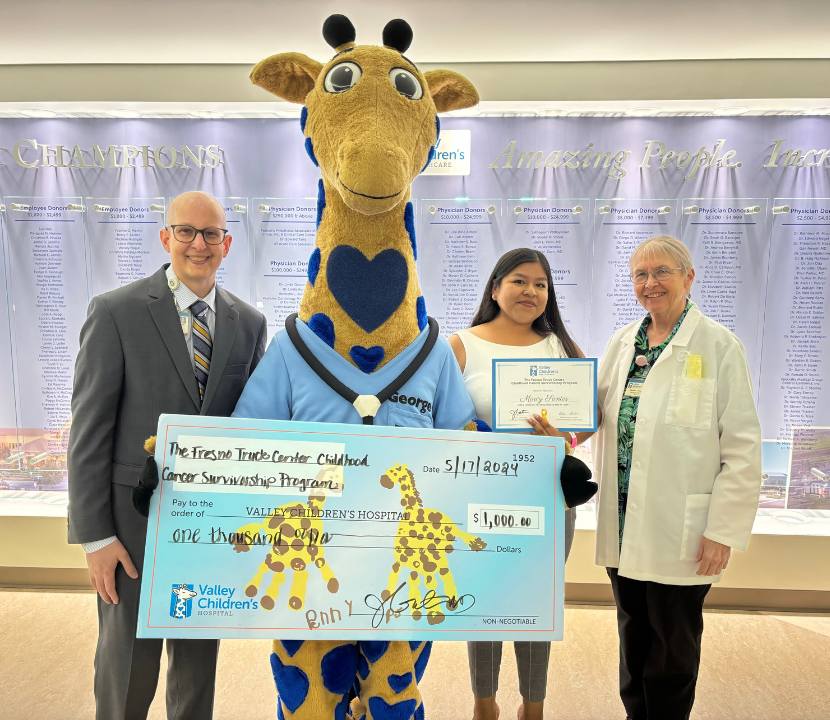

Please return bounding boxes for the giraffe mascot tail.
[234,13,481,720]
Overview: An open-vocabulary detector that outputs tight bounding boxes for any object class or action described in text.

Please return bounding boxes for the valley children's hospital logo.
[170,583,197,619]
[530,366,538,377]
[168,583,260,618]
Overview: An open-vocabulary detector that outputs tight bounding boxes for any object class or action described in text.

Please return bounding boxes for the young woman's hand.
[526,413,571,441]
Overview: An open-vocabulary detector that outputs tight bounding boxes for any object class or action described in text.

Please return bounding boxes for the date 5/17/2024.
[437,454,536,479]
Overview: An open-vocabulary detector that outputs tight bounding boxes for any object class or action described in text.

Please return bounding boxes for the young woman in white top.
[448,248,598,720]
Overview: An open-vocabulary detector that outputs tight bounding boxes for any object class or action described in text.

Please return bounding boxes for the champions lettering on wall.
[11,139,224,169]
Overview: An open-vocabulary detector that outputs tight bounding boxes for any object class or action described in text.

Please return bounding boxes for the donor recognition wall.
[0,115,829,528]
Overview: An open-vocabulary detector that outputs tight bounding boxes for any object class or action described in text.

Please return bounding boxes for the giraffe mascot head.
[251,13,478,372]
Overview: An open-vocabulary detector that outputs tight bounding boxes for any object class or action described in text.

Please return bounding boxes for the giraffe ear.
[250,52,324,104]
[424,69,479,113]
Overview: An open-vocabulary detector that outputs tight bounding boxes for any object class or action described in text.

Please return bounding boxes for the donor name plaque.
[137,415,566,641]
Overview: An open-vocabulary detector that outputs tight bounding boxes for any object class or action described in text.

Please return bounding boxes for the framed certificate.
[492,358,598,432]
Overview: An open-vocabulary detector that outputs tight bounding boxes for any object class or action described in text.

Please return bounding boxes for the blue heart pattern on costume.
[388,672,413,694]
[327,246,408,334]
[368,697,417,720]
[350,345,385,374]
[270,652,310,713]
[321,643,359,695]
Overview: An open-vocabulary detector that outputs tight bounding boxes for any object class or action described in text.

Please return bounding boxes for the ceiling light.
[445,105,481,117]
[192,110,224,119]
[537,109,564,117]
[105,109,141,119]
[712,106,750,116]
[625,107,660,117]
[806,106,830,115]
[20,109,57,118]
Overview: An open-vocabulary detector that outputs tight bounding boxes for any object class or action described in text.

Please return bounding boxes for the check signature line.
[348,612,540,619]
[365,583,477,628]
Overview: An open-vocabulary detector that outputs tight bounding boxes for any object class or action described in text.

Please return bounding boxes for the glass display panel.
[2,197,89,491]
[251,199,316,336]
[681,198,770,391]
[418,199,504,337]
[588,199,678,358]
[85,197,167,296]
[504,198,591,350]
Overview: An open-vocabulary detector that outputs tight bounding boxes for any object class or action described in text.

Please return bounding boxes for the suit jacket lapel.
[201,287,238,415]
[147,266,201,411]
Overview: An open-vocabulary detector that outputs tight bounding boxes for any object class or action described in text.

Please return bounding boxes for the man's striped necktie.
[190,300,212,403]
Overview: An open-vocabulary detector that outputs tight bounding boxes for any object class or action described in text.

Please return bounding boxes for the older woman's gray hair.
[629,235,694,274]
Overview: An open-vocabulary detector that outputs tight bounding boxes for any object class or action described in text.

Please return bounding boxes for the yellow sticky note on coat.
[683,354,703,379]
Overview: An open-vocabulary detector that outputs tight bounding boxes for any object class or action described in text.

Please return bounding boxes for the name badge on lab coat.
[624,378,645,397]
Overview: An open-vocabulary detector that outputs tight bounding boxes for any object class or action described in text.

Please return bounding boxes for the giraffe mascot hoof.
[231,13,481,720]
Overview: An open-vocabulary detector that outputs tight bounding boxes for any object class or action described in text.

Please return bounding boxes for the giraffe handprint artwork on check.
[232,465,342,611]
[380,463,487,625]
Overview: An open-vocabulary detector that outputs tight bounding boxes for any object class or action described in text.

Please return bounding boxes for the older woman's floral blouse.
[617,301,691,545]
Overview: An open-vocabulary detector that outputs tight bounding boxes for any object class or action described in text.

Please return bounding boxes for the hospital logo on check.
[170,583,197,619]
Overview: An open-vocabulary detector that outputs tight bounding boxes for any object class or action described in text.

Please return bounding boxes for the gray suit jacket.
[67,264,267,544]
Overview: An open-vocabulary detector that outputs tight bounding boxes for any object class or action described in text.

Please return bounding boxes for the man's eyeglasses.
[631,267,682,285]
[167,225,229,245]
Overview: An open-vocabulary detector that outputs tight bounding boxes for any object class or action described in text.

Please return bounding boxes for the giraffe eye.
[324,62,362,93]
[389,68,423,100]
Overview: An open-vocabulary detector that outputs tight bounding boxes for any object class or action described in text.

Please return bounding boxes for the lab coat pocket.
[665,376,715,429]
[680,493,712,561]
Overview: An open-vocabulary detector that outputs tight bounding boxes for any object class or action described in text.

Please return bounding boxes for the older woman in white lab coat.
[592,235,761,720]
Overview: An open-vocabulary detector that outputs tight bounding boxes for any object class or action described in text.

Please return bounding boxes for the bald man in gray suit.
[68,191,267,720]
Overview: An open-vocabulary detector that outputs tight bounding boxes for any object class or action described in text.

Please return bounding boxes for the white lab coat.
[592,303,762,585]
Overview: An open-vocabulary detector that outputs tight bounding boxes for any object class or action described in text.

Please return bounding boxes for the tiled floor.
[1,590,828,719]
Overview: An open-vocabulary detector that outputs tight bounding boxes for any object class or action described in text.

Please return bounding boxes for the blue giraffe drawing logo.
[170,583,197,619]
[530,365,538,377]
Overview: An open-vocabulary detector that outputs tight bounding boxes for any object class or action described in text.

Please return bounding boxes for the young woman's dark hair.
[470,248,582,359]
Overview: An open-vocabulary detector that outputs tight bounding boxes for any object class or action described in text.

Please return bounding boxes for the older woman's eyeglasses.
[631,267,682,284]
[167,225,228,245]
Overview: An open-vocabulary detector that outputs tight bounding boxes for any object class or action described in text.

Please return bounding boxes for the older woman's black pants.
[607,568,711,720]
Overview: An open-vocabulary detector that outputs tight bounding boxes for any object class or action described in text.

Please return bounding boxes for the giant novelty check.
[137,415,566,641]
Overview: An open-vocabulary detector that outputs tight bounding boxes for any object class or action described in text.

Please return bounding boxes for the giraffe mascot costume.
[230,16,482,720]
[232,13,595,720]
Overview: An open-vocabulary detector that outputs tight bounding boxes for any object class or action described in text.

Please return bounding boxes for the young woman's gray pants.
[466,506,576,703]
